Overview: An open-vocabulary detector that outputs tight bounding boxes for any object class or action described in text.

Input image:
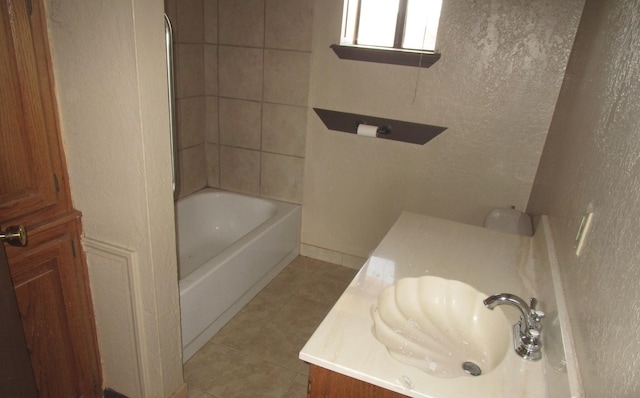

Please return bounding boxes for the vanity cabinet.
[307,364,407,398]
[1,0,102,396]
[301,213,554,397]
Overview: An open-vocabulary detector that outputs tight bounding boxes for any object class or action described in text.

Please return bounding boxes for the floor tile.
[265,266,313,292]
[270,296,332,337]
[242,321,310,373]
[282,373,309,398]
[211,311,268,352]
[184,343,244,391]
[241,285,292,319]
[188,385,214,398]
[205,353,297,398]
[293,274,350,306]
[184,255,363,398]
[287,255,324,273]
[313,262,359,282]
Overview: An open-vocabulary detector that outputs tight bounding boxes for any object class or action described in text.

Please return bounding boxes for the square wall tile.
[218,46,263,101]
[180,144,207,196]
[261,152,304,203]
[206,143,220,187]
[219,98,262,150]
[204,0,218,44]
[206,96,219,144]
[264,49,311,106]
[177,0,203,43]
[220,146,260,195]
[219,0,265,47]
[175,43,204,98]
[178,96,206,148]
[265,0,313,51]
[204,45,218,95]
[262,103,306,157]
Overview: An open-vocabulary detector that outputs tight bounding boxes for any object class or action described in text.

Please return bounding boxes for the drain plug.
[462,361,482,376]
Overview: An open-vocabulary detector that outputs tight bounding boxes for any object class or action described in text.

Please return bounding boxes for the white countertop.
[300,212,549,397]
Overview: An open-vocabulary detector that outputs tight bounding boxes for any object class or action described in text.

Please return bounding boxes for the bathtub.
[176,189,301,361]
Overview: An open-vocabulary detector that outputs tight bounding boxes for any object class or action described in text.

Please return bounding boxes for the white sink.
[372,276,510,378]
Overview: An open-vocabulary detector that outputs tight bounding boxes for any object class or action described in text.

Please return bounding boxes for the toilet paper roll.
[356,124,378,137]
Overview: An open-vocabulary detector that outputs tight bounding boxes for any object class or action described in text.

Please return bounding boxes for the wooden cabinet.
[307,364,408,398]
[0,0,71,227]
[1,0,102,396]
[6,214,101,397]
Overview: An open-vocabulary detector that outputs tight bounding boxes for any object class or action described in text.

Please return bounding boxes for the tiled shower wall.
[165,0,312,203]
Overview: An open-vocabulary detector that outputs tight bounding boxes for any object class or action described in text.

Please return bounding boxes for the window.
[342,0,442,51]
[332,0,443,68]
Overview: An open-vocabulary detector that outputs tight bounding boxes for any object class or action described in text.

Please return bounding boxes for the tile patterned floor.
[184,256,359,398]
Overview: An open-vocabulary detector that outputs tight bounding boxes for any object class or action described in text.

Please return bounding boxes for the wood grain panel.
[1,0,103,395]
[9,214,101,398]
[0,0,70,227]
[14,257,81,398]
[0,241,38,397]
[308,364,409,398]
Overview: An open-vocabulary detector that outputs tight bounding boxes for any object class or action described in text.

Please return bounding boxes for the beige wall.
[302,0,585,258]
[527,1,640,396]
[45,0,184,396]
[167,0,312,204]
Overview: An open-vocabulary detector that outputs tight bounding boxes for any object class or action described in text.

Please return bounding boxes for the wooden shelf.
[314,108,447,145]
[331,44,441,68]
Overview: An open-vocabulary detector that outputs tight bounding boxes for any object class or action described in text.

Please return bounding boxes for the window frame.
[333,0,441,68]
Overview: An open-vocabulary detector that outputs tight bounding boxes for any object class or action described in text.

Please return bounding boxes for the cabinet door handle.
[0,225,27,247]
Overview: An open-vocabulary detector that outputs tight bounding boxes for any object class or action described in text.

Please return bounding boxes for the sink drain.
[462,361,482,376]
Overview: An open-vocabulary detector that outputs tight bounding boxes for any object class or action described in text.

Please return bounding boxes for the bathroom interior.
[43,0,639,397]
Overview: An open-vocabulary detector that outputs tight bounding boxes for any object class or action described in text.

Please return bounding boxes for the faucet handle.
[529,298,545,321]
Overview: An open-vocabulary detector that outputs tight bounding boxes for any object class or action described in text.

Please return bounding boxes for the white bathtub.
[176,189,301,361]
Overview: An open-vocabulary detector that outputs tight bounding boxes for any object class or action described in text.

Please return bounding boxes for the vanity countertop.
[299,211,549,397]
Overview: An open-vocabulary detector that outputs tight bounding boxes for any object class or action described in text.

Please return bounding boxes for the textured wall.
[527,1,640,396]
[45,0,185,396]
[302,0,584,258]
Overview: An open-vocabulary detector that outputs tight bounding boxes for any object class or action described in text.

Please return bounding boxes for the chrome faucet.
[483,293,545,361]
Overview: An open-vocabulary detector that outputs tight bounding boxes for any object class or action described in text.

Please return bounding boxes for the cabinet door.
[1,1,102,396]
[0,237,38,397]
[307,364,408,398]
[8,216,101,398]
[0,0,71,226]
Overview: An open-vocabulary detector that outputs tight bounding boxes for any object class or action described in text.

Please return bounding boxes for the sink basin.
[371,276,510,378]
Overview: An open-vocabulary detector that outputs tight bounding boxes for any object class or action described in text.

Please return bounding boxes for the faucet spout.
[483,293,544,361]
